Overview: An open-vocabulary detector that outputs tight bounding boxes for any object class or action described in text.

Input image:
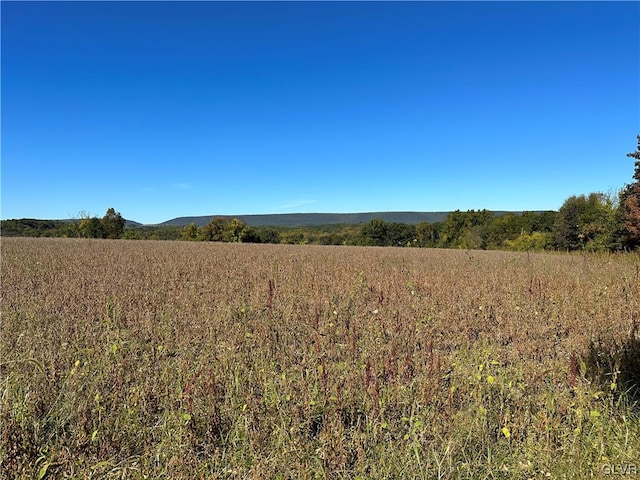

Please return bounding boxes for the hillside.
[157,211,487,228]
[2,211,545,234]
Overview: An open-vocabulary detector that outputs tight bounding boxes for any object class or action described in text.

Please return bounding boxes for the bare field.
[2,238,639,478]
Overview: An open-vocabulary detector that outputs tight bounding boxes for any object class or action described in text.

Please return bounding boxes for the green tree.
[258,227,281,244]
[79,216,105,239]
[200,217,229,242]
[554,193,620,251]
[239,226,261,243]
[416,222,438,247]
[440,210,493,249]
[122,229,140,240]
[486,213,524,249]
[620,135,640,248]
[485,211,557,249]
[225,218,247,242]
[553,196,583,250]
[387,222,417,246]
[439,210,465,247]
[522,211,557,233]
[101,208,125,239]
[282,232,304,244]
[584,193,623,251]
[505,232,554,251]
[360,219,389,246]
[181,223,199,241]
[60,221,81,238]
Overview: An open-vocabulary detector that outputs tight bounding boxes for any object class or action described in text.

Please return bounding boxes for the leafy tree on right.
[553,193,621,251]
[619,135,640,249]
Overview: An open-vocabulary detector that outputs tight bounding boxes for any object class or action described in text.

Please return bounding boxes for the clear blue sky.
[2,1,639,224]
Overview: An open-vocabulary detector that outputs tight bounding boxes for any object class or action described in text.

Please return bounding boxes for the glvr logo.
[602,464,637,475]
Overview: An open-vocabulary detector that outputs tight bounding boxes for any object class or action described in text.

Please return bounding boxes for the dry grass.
[1,238,639,479]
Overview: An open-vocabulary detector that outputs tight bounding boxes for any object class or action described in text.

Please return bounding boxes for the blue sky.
[2,1,639,224]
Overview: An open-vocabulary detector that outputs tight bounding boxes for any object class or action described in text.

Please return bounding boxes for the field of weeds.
[1,237,639,479]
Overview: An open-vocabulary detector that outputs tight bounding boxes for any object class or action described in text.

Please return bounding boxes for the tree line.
[1,208,126,239]
[3,137,640,251]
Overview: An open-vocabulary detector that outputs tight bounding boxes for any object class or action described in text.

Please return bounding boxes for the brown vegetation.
[1,238,639,478]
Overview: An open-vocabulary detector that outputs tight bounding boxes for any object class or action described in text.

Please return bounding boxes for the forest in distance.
[3,137,640,252]
[0,197,636,253]
[0,208,567,251]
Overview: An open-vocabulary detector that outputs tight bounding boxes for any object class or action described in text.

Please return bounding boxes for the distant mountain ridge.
[2,211,543,229]
[154,211,519,228]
